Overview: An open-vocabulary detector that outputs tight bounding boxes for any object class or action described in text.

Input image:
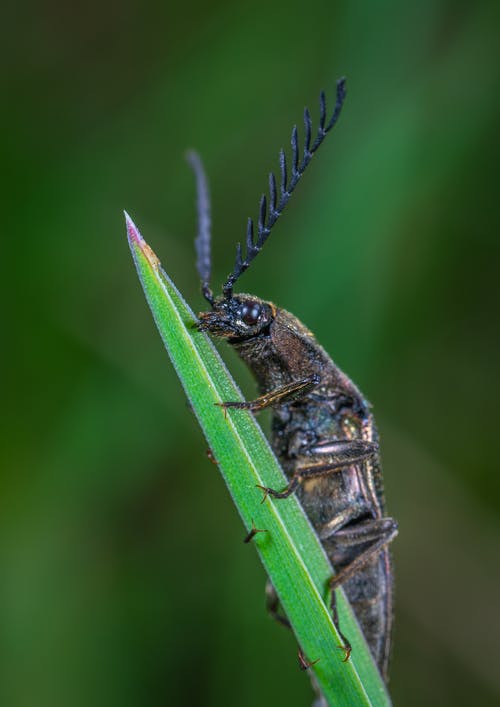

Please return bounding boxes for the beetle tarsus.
[330,589,353,665]
[206,449,218,465]
[243,518,268,543]
[298,648,320,671]
[214,401,229,419]
[339,642,352,663]
[256,484,270,504]
[256,475,299,501]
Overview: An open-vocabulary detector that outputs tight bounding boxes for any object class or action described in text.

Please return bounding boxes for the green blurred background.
[2,0,500,705]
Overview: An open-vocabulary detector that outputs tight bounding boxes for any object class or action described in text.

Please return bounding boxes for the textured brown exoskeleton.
[188,79,398,683]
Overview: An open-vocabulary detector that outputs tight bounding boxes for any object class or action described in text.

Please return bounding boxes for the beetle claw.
[256,484,270,504]
[298,648,320,671]
[338,643,352,663]
[243,518,268,543]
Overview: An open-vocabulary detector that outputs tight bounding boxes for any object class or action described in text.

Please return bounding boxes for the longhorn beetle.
[189,78,398,682]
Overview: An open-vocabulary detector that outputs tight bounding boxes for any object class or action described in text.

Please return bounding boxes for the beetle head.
[197,294,275,340]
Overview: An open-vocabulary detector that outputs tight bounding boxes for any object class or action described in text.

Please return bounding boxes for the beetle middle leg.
[257,439,378,500]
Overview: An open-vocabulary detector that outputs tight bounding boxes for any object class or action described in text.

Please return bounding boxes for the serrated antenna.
[186,150,214,305]
[222,77,347,298]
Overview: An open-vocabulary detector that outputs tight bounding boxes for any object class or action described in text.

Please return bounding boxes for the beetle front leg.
[217,374,320,413]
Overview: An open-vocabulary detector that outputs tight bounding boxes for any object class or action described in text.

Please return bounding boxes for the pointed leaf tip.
[124,211,145,247]
[125,211,161,271]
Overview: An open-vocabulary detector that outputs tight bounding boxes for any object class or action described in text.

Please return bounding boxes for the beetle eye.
[240,303,261,325]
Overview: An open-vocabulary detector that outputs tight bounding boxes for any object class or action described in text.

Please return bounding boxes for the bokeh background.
[2,1,500,705]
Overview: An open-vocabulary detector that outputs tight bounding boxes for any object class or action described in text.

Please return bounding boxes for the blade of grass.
[125,213,392,707]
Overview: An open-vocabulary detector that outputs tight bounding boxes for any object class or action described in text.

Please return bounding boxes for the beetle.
[188,78,398,682]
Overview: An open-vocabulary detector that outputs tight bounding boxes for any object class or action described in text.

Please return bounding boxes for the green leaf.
[125,213,392,707]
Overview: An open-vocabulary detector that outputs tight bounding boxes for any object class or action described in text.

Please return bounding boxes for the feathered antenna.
[186,150,214,305]
[222,77,347,298]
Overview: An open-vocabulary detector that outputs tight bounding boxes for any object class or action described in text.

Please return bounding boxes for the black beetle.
[189,78,398,682]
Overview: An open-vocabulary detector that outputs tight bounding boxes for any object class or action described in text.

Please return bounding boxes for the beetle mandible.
[189,78,398,682]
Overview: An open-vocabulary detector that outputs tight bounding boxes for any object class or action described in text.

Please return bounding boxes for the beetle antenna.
[186,150,214,305]
[222,77,347,298]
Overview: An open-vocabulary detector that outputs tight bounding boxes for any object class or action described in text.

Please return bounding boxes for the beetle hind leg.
[266,582,321,677]
[327,517,398,591]
[324,516,398,665]
[330,590,352,662]
[265,580,291,629]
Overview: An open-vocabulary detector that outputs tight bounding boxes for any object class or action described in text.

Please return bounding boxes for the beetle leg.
[257,476,300,501]
[328,517,398,590]
[257,440,378,500]
[266,583,321,675]
[298,648,320,670]
[217,374,320,413]
[266,575,351,672]
[322,517,397,662]
[265,580,291,629]
[329,517,398,546]
[265,536,354,661]
[243,518,268,543]
[306,438,378,462]
[330,590,352,662]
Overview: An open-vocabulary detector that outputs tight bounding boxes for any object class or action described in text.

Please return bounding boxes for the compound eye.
[240,302,261,325]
